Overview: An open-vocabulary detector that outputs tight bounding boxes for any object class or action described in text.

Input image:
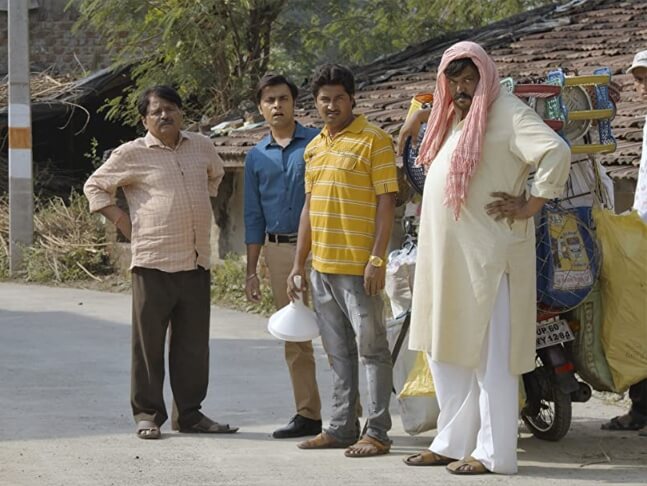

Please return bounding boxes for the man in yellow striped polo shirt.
[287,64,399,458]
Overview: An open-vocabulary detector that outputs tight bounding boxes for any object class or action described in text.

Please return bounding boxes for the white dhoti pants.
[427,274,519,474]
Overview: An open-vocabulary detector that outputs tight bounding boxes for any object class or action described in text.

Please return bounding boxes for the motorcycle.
[520,312,592,441]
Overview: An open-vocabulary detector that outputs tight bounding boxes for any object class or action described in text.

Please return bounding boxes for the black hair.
[255,74,299,104]
[137,85,183,117]
[310,64,356,100]
[444,58,479,78]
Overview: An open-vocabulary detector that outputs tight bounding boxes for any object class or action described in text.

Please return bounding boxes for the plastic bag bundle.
[594,209,647,392]
[385,242,416,317]
[400,351,435,398]
[386,317,439,435]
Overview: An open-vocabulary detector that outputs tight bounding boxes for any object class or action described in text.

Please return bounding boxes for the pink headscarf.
[417,41,500,219]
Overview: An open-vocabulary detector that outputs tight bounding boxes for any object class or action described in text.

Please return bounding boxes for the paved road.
[0,282,645,486]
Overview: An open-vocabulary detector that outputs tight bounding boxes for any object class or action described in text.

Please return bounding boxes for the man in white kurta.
[403,42,571,474]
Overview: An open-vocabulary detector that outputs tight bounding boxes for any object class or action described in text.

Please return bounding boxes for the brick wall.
[0,0,112,76]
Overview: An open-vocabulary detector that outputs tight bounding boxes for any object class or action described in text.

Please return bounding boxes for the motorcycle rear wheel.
[521,365,572,441]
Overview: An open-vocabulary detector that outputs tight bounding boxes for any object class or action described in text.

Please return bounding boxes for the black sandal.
[601,412,647,431]
[177,416,239,434]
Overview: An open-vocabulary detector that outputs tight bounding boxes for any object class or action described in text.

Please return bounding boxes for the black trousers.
[130,266,211,429]
[630,379,647,417]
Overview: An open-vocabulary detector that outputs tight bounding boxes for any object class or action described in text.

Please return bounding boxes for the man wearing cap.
[600,49,647,436]
[627,49,647,222]
[244,74,323,439]
[400,41,570,474]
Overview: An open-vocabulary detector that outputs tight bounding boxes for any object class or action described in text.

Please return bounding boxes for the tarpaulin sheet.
[567,284,615,392]
[594,209,647,392]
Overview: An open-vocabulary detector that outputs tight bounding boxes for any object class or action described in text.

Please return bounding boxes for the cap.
[627,50,647,74]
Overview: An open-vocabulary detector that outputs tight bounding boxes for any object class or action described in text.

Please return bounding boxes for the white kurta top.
[632,116,647,222]
[409,92,571,375]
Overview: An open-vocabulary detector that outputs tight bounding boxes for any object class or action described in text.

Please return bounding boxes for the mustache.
[454,93,473,101]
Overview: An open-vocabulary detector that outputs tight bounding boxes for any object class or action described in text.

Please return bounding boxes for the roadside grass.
[0,196,7,280]
[0,193,274,315]
[210,253,275,316]
[23,191,114,282]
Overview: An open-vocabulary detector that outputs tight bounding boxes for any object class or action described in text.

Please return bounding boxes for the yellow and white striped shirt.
[304,115,398,275]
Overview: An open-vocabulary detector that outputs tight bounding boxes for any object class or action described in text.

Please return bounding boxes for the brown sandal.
[403,450,454,466]
[446,457,490,475]
[136,420,161,440]
[344,435,391,458]
[298,432,354,449]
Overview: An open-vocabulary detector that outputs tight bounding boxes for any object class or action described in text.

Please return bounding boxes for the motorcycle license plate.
[536,319,574,349]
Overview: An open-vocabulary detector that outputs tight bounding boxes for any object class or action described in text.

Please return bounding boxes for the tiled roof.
[213,0,646,180]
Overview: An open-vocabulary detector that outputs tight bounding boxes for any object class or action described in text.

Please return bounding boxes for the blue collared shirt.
[244,122,320,245]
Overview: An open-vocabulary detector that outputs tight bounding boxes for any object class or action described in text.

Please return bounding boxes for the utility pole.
[7,0,33,274]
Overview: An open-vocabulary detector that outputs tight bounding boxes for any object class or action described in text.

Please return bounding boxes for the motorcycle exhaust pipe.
[571,381,592,403]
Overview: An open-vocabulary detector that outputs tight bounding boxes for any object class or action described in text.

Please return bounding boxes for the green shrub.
[2,191,278,317]
[0,251,7,279]
[211,253,275,316]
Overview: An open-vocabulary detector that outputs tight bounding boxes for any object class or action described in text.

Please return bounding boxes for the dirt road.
[1,282,645,485]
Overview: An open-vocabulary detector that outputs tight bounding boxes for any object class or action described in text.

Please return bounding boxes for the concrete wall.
[212,169,246,259]
[0,0,112,75]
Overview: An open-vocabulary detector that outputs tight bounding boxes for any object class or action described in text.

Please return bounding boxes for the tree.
[271,0,555,80]
[69,0,286,124]
[70,0,554,122]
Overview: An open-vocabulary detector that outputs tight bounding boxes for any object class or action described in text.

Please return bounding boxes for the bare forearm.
[98,205,126,224]
[371,193,396,257]
[293,196,312,269]
[486,192,548,220]
[397,108,432,154]
[525,195,548,217]
[246,244,262,277]
[98,205,131,240]
[415,108,431,124]
[287,195,312,301]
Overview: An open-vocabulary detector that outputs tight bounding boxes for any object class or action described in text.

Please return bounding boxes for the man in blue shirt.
[244,74,322,438]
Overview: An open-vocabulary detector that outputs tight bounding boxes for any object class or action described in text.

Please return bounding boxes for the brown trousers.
[264,240,322,420]
[131,266,211,429]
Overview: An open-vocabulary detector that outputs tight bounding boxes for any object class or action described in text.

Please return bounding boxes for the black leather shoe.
[272,415,322,439]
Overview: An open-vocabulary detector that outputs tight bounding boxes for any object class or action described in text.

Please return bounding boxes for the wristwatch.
[368,255,385,268]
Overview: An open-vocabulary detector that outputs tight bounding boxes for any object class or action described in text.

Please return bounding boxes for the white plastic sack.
[386,316,439,435]
[385,245,416,317]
